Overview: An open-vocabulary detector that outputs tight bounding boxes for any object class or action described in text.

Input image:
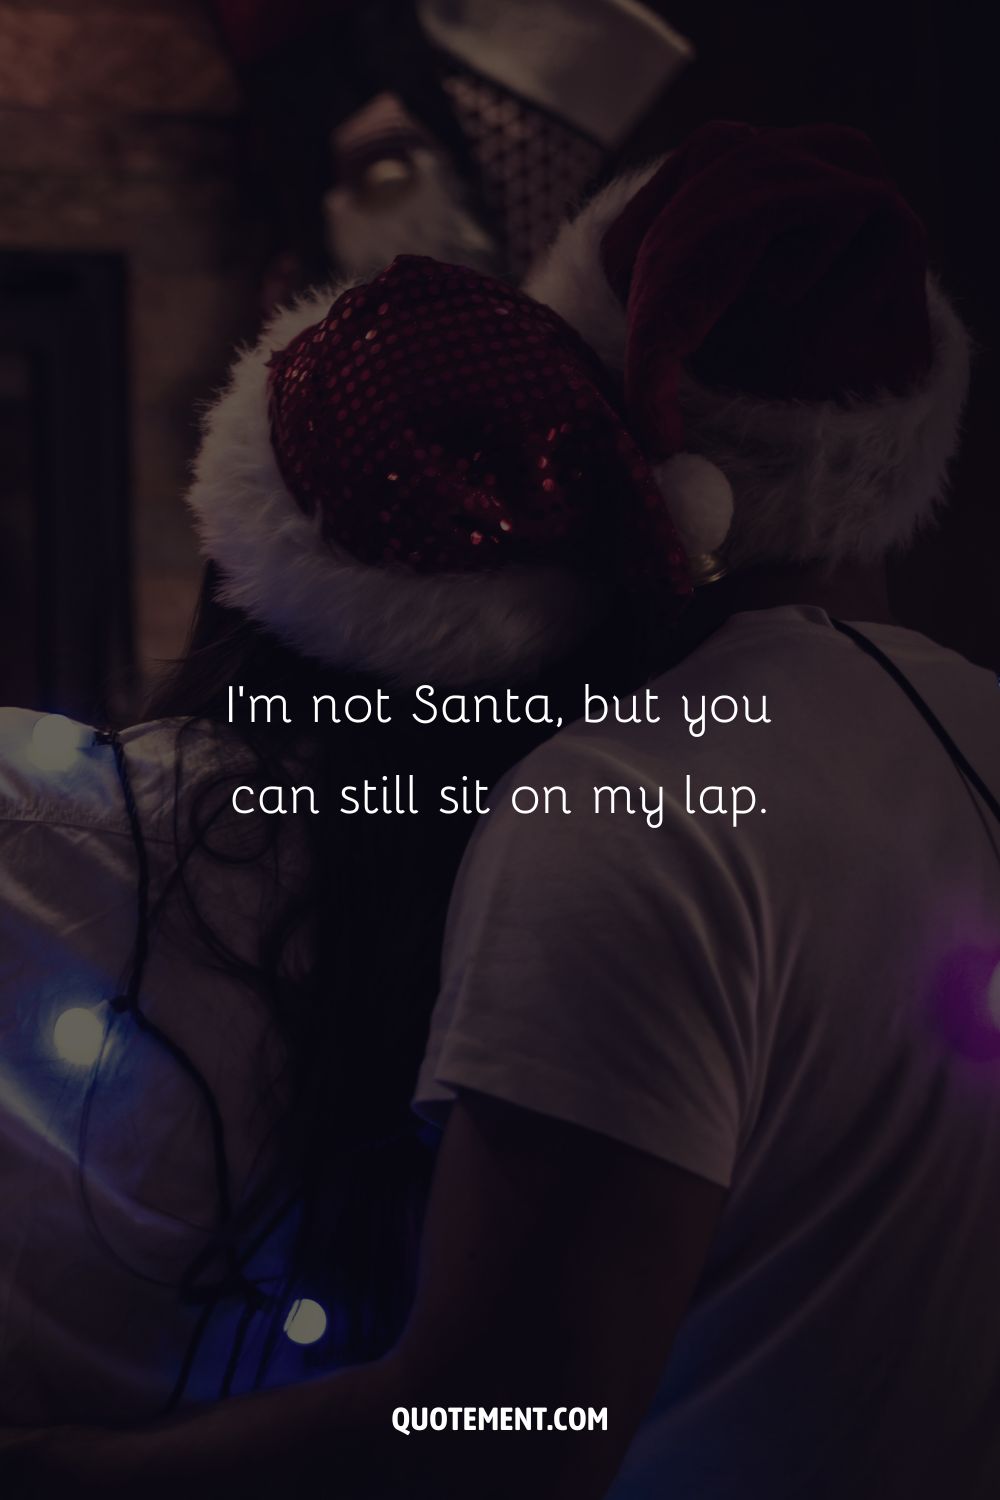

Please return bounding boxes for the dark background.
[634,0,995,674]
[0,0,993,723]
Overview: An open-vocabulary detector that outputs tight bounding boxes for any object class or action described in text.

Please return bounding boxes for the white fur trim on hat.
[653,453,734,555]
[524,168,973,567]
[525,162,661,374]
[185,286,598,688]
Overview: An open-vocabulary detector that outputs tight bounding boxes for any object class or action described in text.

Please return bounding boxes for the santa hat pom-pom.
[653,453,734,557]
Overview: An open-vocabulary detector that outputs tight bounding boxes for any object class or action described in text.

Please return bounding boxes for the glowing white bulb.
[29,714,85,772]
[987,962,1000,1031]
[53,1006,105,1067]
[283,1298,327,1346]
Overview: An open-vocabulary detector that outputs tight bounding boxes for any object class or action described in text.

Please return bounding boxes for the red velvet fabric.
[601,121,934,462]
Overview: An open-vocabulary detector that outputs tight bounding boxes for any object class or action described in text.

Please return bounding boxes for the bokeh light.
[53,1007,105,1067]
[933,948,1000,1062]
[283,1298,328,1346]
[29,715,86,772]
[988,961,1000,1031]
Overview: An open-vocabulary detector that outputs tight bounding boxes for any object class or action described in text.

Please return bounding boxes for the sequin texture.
[267,256,689,596]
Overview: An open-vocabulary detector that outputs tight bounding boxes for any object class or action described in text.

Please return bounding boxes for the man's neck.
[671,560,895,660]
[701,560,894,627]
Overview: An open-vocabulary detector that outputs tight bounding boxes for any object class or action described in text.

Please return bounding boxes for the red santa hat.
[186,255,688,687]
[524,121,971,567]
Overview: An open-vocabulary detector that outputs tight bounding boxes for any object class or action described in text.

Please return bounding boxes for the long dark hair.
[142,562,659,1374]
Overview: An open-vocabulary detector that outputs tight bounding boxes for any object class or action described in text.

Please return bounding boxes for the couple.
[5,123,1000,1498]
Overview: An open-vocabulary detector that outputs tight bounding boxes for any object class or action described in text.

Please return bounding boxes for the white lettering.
[685,775,759,826]
[585,686,660,724]
[683,694,771,736]
[312,690,391,724]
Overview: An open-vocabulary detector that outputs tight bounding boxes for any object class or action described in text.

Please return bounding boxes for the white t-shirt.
[416,606,1000,1499]
[0,713,305,1424]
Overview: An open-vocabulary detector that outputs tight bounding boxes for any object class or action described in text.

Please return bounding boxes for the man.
[14,123,1000,1499]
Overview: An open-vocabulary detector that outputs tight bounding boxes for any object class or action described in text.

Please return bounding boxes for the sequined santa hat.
[524,121,971,569]
[186,256,688,687]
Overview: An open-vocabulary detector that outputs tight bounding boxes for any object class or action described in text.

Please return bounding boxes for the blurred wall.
[0,0,262,690]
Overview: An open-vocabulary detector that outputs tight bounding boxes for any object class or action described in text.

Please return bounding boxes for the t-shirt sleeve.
[414,735,761,1188]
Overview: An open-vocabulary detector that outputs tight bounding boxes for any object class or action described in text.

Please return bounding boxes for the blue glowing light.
[53,1006,105,1067]
[283,1298,328,1346]
[29,714,86,772]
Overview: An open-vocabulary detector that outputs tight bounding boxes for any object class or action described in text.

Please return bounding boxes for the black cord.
[162,1298,218,1415]
[94,731,235,1227]
[106,731,151,1009]
[220,1299,259,1400]
[88,729,277,1412]
[830,620,1000,832]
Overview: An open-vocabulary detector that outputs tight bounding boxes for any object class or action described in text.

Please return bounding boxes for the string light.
[53,1006,105,1067]
[28,714,86,772]
[283,1298,328,1346]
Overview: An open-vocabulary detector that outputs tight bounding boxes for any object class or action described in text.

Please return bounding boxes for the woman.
[0,252,690,1425]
